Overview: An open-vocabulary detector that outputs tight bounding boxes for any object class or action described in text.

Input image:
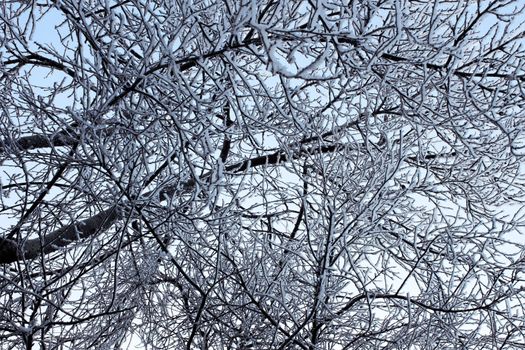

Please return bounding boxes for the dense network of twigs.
[1,0,525,348]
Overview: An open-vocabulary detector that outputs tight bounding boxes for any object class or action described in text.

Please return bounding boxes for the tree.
[1,0,525,348]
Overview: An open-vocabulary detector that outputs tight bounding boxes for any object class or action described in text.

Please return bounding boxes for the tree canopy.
[1,0,525,348]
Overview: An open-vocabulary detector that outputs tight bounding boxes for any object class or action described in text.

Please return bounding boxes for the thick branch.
[0,207,118,264]
[0,132,78,154]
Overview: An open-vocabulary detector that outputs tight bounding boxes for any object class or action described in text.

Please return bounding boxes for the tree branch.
[0,207,118,264]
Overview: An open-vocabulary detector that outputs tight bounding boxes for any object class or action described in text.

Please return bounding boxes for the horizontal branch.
[0,207,118,264]
[335,292,503,317]
[225,143,341,173]
[0,131,78,154]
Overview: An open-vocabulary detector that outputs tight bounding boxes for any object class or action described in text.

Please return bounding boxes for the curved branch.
[0,207,118,264]
[335,292,505,318]
[0,131,78,154]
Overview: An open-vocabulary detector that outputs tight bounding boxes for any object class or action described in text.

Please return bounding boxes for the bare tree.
[1,0,525,348]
